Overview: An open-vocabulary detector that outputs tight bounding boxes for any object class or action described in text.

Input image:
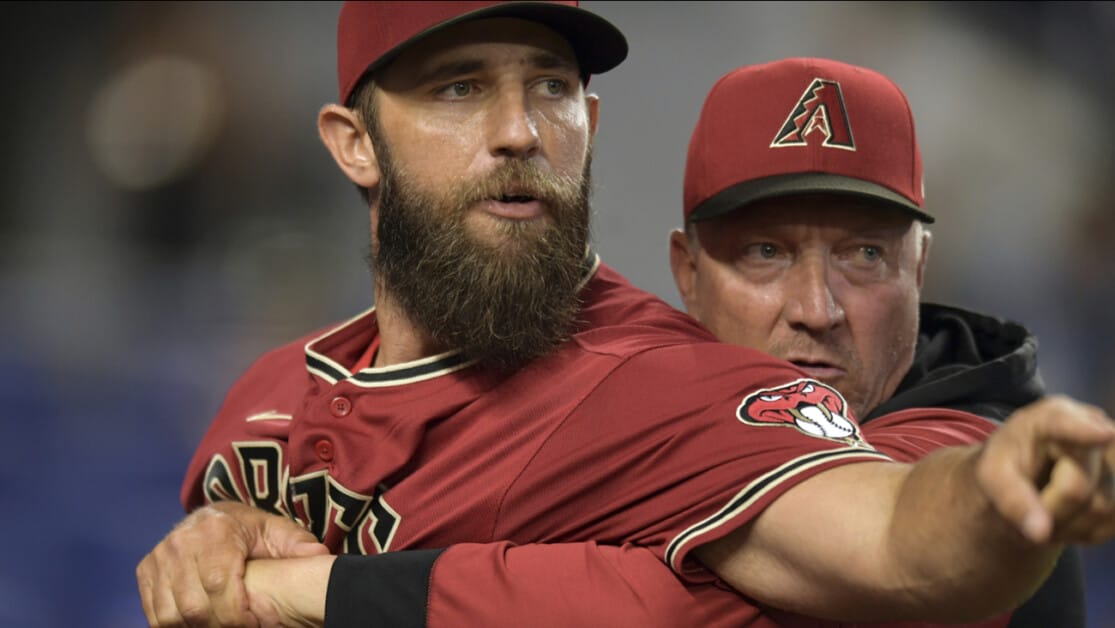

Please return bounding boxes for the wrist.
[246,555,335,626]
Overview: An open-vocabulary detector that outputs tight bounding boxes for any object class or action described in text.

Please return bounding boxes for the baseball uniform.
[181,254,891,621]
[326,304,1071,627]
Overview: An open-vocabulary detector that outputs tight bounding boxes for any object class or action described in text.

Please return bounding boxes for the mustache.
[452,160,582,211]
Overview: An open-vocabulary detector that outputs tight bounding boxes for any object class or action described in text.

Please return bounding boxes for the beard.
[370,138,592,373]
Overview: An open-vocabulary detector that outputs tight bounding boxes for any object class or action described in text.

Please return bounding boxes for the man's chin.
[465,215,555,251]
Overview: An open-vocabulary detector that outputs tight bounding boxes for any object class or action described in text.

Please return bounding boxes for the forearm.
[888,445,1062,619]
[702,397,1115,623]
[261,542,756,628]
[695,454,1060,622]
[863,409,1085,627]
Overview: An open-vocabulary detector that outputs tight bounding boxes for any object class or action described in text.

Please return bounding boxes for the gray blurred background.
[1,2,1112,626]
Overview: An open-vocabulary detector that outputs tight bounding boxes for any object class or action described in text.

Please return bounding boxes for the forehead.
[377,17,580,84]
[701,194,918,235]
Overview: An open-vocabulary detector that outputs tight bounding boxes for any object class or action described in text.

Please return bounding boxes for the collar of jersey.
[304,247,601,388]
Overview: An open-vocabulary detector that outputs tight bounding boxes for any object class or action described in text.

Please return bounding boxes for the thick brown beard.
[371,138,592,372]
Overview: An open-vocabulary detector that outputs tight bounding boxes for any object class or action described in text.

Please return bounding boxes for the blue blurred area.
[1,2,1111,626]
[0,344,194,627]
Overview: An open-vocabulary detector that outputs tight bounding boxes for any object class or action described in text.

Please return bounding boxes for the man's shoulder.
[576,261,716,347]
[570,329,809,409]
[574,261,800,378]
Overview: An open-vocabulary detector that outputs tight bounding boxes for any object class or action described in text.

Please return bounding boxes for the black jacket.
[866,303,1084,628]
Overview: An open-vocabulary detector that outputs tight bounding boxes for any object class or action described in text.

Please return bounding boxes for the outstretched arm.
[697,396,1115,622]
[244,543,755,628]
[139,398,1112,627]
[240,398,1110,628]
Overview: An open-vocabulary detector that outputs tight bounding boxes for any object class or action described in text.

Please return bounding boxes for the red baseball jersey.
[181,256,891,580]
[417,407,1005,628]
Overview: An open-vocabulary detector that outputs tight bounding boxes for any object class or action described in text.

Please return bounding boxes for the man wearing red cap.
[668,56,1087,628]
[136,4,1115,627]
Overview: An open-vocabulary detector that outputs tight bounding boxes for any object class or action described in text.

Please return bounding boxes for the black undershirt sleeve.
[325,548,446,628]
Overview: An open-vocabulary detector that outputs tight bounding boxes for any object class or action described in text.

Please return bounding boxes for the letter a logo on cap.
[771,78,855,151]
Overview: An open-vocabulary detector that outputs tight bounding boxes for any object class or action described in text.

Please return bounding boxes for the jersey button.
[329,396,352,417]
[314,439,334,461]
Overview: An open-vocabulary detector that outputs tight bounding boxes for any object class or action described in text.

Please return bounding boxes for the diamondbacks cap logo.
[771,78,855,151]
[738,378,869,447]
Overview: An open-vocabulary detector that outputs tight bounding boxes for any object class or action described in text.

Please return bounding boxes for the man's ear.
[585,93,600,137]
[916,228,933,289]
[318,104,380,190]
[669,227,700,317]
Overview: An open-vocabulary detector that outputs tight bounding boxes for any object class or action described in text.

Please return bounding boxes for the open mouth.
[791,360,833,369]
[499,194,536,203]
[481,193,545,220]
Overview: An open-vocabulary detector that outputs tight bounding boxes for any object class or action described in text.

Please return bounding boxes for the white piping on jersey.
[303,305,377,379]
[244,411,293,422]
[344,353,477,388]
[664,446,892,574]
[579,249,601,292]
[304,307,480,387]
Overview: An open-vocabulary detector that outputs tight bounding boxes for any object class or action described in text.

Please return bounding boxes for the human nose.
[487,87,540,159]
[783,257,845,332]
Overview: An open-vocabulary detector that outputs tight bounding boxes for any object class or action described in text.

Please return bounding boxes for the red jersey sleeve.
[862,408,997,462]
[494,341,892,581]
[179,340,316,513]
[419,406,1009,628]
[426,542,758,628]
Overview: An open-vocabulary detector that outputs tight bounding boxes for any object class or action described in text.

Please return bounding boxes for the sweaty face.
[367,19,596,371]
[677,195,929,417]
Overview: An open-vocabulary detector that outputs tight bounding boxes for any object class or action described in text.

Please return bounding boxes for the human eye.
[732,241,786,279]
[857,244,882,263]
[743,242,780,261]
[532,77,569,98]
[838,243,887,277]
[436,80,475,100]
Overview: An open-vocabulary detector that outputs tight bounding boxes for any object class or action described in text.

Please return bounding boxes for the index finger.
[1030,397,1115,447]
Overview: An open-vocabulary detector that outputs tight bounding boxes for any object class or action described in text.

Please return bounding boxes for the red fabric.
[350,334,380,372]
[684,57,925,221]
[182,262,884,575]
[428,542,758,628]
[421,408,1011,628]
[181,261,1008,627]
[336,0,626,103]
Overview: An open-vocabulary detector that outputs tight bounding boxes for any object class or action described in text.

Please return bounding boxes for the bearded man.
[137,4,1115,628]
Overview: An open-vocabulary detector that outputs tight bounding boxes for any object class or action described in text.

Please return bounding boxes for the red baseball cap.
[337,1,628,105]
[684,57,933,224]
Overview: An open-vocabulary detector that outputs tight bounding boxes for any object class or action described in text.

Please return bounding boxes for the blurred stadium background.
[0,2,1111,626]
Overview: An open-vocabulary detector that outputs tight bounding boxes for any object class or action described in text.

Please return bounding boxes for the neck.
[372,285,446,367]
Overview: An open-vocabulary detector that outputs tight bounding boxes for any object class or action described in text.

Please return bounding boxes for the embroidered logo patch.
[738,378,869,447]
[771,78,855,151]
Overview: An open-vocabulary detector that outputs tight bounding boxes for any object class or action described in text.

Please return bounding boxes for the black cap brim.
[688,173,935,224]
